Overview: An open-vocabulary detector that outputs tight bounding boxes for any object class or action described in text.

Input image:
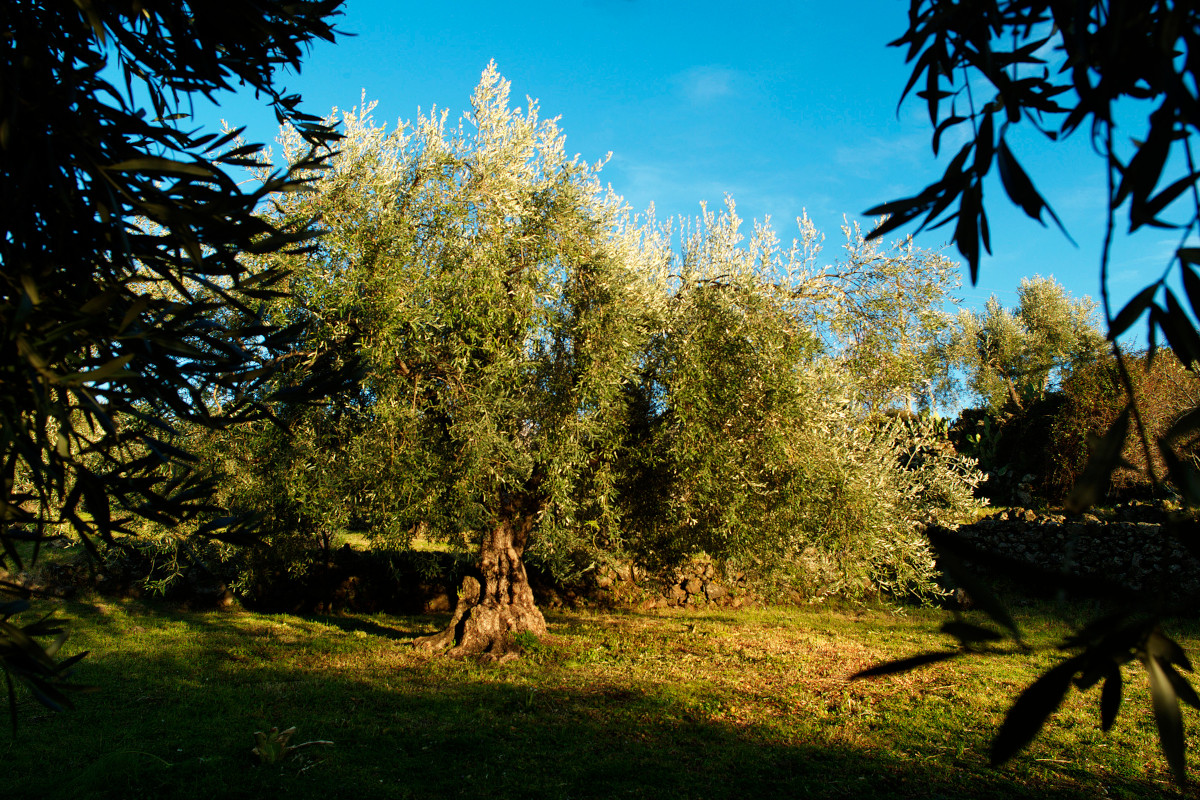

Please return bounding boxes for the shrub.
[1046,350,1200,499]
[620,356,984,602]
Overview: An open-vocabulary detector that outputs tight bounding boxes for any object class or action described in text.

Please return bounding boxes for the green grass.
[4,597,1198,799]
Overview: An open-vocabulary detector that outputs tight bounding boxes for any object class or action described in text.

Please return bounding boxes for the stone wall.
[551,558,761,611]
[941,504,1200,600]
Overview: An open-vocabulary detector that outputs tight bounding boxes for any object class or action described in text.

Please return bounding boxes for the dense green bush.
[1046,350,1200,499]
[954,350,1200,505]
[944,278,1110,505]
[774,390,983,601]
[85,404,371,603]
[616,266,984,601]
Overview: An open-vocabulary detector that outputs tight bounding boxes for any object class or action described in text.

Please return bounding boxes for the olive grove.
[161,64,985,656]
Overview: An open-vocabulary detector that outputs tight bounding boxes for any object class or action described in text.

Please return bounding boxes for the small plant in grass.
[511,630,541,653]
[511,629,570,667]
[251,726,333,765]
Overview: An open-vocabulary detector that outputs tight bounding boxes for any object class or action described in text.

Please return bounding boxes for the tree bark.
[412,489,547,659]
[1004,374,1025,411]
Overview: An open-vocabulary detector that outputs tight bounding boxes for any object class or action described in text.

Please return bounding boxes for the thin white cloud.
[833,131,930,176]
[674,65,740,105]
[609,154,796,229]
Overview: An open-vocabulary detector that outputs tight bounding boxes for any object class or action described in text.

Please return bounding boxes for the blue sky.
[194,0,1168,334]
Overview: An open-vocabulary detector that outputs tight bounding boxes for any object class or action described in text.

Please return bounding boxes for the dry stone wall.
[547,557,762,611]
[23,504,1195,613]
[942,504,1200,600]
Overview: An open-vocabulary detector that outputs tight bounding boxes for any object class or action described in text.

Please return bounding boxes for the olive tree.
[255,64,667,657]
[619,200,982,599]
[242,67,984,648]
[810,220,961,412]
[951,276,1107,411]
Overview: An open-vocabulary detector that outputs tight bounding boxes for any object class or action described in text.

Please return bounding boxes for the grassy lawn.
[4,597,1197,799]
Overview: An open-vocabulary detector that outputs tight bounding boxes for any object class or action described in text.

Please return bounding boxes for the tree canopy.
[616,200,979,596]
[189,67,985,658]
[231,64,666,656]
[950,276,1106,412]
[1,0,345,721]
[813,221,960,412]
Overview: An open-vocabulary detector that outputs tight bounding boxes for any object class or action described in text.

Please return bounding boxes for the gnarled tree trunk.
[413,489,546,658]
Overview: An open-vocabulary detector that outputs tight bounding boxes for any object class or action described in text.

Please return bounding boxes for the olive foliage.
[860,0,1200,784]
[196,66,981,611]
[1,0,344,721]
[814,220,961,412]
[620,201,981,598]
[228,65,665,586]
[951,276,1107,412]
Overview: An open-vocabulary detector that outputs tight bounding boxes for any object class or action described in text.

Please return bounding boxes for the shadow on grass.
[294,612,433,640]
[3,602,1175,800]
[74,596,441,640]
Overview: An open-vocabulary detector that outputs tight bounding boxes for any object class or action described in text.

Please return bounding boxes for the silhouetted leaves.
[991,656,1084,767]
[1145,631,1191,785]
[851,650,962,679]
[870,4,1200,781]
[940,621,1004,644]
[1099,663,1123,732]
[1156,293,1200,367]
[870,0,1197,301]
[1109,284,1160,341]
[1,0,346,723]
[927,529,1020,639]
[1065,407,1131,513]
[0,601,92,732]
[996,139,1066,238]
